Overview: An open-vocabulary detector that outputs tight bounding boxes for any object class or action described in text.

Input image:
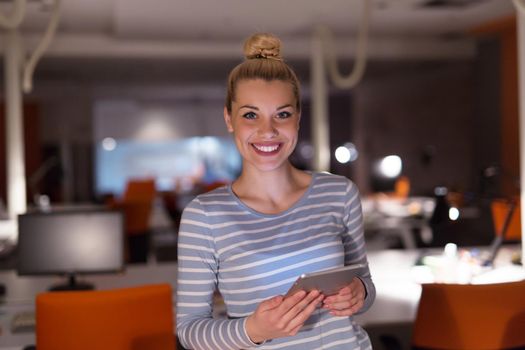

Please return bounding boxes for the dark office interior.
[1,1,524,349]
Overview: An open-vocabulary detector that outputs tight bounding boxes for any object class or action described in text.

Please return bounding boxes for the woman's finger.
[328,295,364,316]
[284,293,324,332]
[279,291,321,325]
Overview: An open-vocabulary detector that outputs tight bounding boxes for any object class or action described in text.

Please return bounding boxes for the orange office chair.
[108,178,157,262]
[36,283,176,350]
[491,197,521,241]
[120,178,157,234]
[394,175,410,199]
[412,281,525,350]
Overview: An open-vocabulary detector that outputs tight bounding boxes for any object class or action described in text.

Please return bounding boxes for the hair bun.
[243,33,282,61]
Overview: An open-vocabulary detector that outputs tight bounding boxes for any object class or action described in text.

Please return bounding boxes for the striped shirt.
[176,172,375,349]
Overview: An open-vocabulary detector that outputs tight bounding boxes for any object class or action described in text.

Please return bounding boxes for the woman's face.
[224,79,300,173]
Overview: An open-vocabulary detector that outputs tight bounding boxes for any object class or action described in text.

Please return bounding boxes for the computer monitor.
[17,209,124,291]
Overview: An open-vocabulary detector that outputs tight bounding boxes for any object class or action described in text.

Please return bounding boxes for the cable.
[23,0,62,93]
[0,0,26,29]
[317,0,371,89]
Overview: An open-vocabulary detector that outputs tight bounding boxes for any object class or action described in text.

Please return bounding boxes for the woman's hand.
[322,277,366,317]
[246,290,324,344]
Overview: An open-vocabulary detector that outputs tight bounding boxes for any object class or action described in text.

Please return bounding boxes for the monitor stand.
[49,274,94,292]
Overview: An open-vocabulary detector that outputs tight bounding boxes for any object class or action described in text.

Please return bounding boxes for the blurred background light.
[449,207,460,221]
[434,186,448,196]
[102,137,117,151]
[298,142,314,160]
[335,143,358,164]
[335,146,351,164]
[379,155,402,178]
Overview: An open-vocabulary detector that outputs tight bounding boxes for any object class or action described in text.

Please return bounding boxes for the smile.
[252,143,281,154]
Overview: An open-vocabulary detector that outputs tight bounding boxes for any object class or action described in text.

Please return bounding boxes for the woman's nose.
[257,119,278,137]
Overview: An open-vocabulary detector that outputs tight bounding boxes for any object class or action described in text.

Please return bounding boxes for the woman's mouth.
[251,143,281,155]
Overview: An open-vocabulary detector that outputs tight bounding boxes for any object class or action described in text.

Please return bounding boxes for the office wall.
[0,103,42,206]
[352,61,476,196]
[0,50,501,202]
[34,85,94,202]
[472,37,502,197]
[470,16,519,197]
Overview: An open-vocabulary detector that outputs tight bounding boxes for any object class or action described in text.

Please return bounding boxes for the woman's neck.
[232,164,312,214]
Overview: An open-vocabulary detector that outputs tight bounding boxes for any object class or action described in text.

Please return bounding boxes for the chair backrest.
[124,179,157,203]
[394,175,410,198]
[412,281,525,350]
[116,178,157,234]
[36,283,176,350]
[491,198,521,241]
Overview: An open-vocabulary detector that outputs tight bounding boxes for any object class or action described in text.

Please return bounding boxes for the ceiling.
[0,0,517,61]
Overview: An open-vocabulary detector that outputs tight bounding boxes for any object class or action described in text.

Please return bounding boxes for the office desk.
[1,246,523,349]
[0,262,178,349]
[355,244,525,326]
[362,196,435,250]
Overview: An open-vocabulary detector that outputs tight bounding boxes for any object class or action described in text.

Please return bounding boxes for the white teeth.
[254,144,279,152]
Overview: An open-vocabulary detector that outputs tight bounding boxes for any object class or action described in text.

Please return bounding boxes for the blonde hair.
[225,33,301,114]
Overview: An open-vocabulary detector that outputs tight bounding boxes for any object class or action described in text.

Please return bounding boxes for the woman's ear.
[224,107,234,133]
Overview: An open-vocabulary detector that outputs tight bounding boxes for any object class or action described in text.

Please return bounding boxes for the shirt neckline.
[227,172,318,218]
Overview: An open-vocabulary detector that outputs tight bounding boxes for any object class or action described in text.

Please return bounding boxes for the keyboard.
[11,311,36,333]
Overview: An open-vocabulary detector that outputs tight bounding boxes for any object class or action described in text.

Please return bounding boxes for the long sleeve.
[176,199,258,350]
[342,180,376,314]
[177,174,374,349]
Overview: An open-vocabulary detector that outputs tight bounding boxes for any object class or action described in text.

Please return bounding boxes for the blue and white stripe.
[177,172,375,349]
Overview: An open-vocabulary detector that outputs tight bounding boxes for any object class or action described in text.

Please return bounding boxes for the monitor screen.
[17,210,124,277]
[95,137,241,196]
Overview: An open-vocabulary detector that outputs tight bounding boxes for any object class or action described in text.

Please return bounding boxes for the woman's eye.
[242,112,257,119]
[277,111,292,119]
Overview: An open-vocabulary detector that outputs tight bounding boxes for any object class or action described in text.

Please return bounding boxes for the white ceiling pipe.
[1,0,61,218]
[311,28,330,172]
[1,0,27,219]
[513,0,525,268]
[4,29,26,218]
[309,0,370,172]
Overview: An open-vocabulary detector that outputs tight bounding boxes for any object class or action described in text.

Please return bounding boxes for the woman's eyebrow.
[239,104,293,111]
[239,105,259,110]
[277,104,293,110]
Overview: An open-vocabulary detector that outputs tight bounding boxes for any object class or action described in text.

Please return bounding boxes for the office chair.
[108,178,157,262]
[36,283,176,350]
[118,178,157,234]
[491,197,521,242]
[412,281,525,350]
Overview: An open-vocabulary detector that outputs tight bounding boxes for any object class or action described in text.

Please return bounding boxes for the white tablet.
[286,263,368,297]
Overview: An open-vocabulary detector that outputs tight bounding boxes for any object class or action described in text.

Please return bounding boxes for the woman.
[176,33,375,349]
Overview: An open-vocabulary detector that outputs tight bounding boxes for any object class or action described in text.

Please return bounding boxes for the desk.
[0,262,178,349]
[355,244,525,326]
[362,196,435,249]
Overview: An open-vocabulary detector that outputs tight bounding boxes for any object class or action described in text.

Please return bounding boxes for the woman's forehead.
[234,79,296,105]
